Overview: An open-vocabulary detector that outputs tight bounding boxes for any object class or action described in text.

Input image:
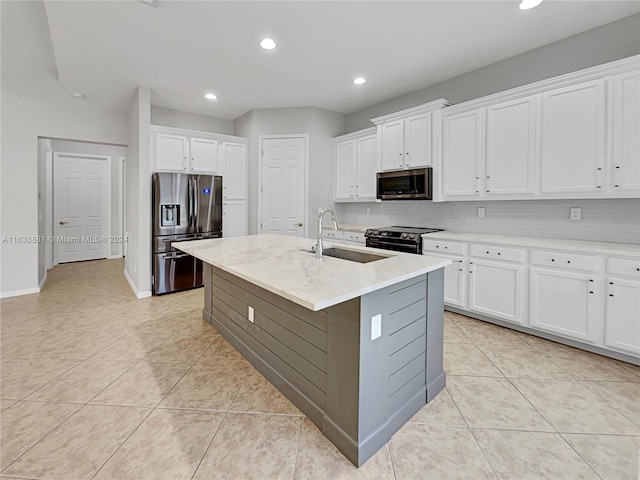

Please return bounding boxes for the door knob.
[59,221,68,225]
[295,223,303,227]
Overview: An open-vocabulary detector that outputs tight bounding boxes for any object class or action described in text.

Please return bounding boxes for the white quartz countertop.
[175,233,450,311]
[423,231,640,257]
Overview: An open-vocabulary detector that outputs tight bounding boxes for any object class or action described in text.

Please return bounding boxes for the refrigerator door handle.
[187,178,194,230]
[193,178,199,231]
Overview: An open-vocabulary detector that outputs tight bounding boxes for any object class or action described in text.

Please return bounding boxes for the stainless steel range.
[365,226,444,254]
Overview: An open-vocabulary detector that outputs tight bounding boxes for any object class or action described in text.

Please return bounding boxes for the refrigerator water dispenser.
[161,204,180,227]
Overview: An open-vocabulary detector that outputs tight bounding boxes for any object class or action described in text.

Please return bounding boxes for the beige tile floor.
[1,258,639,480]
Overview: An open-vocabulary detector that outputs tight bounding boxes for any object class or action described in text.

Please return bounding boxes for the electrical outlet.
[570,208,581,221]
[248,306,255,323]
[371,314,382,340]
[366,206,371,215]
[478,207,486,218]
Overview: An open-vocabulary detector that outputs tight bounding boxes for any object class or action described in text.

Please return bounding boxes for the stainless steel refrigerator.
[152,172,222,295]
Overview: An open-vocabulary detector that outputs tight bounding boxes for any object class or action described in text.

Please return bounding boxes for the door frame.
[257,134,310,238]
[52,151,112,265]
[119,156,126,258]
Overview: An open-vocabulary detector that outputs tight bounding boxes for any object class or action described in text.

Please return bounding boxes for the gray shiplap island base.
[175,234,449,467]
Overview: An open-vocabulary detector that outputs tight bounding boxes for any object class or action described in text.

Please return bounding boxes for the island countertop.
[175,233,450,311]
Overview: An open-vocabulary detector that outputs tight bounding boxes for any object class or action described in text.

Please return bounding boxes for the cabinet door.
[335,140,355,200]
[190,138,218,173]
[221,142,247,200]
[486,97,536,195]
[154,133,188,172]
[469,259,525,324]
[381,120,404,171]
[404,113,431,168]
[223,200,247,237]
[540,80,605,194]
[612,71,640,193]
[442,110,484,197]
[355,134,378,199]
[605,277,640,356]
[529,268,598,342]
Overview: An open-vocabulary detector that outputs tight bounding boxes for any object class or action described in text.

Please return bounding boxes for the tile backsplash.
[336,199,640,244]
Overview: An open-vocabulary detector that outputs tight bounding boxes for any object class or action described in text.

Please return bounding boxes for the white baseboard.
[107,254,123,260]
[0,287,40,299]
[123,269,152,299]
[38,272,48,291]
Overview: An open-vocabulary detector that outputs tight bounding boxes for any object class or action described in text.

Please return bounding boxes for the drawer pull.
[444,246,448,249]
[551,259,555,262]
[609,294,614,297]
[589,279,594,283]
[497,252,501,256]
[609,282,613,285]
[589,291,594,294]
[567,260,571,264]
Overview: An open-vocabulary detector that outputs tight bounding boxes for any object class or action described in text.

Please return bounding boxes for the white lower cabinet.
[529,267,598,343]
[423,236,639,361]
[605,276,640,355]
[469,259,526,324]
[222,201,247,237]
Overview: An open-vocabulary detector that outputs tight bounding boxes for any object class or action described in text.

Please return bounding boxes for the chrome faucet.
[315,208,338,258]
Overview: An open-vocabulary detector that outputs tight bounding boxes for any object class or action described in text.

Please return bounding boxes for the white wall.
[37,138,50,287]
[151,106,234,134]
[234,107,346,239]
[48,139,127,259]
[124,86,152,298]
[346,14,640,132]
[0,91,128,298]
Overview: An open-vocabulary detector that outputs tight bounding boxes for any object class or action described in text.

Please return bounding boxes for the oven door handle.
[366,239,419,252]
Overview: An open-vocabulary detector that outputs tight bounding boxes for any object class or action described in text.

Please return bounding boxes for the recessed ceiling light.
[260,38,277,50]
[353,77,366,85]
[519,0,543,10]
[71,92,87,99]
[204,93,217,100]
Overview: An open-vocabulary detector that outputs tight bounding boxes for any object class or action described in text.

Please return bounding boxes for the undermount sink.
[320,247,388,263]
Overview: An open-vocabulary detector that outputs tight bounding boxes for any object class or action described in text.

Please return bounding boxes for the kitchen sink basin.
[320,247,388,263]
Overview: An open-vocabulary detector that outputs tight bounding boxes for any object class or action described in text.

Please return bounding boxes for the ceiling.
[2,1,639,120]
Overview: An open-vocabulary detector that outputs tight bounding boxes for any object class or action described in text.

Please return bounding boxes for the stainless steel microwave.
[376,168,433,200]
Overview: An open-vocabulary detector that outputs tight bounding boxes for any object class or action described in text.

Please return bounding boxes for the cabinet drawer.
[422,239,466,256]
[322,230,343,241]
[470,244,525,263]
[607,257,640,277]
[530,250,597,271]
[343,231,365,244]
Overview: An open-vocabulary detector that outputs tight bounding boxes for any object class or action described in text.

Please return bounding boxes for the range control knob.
[409,233,415,239]
[401,233,408,239]
[365,229,371,235]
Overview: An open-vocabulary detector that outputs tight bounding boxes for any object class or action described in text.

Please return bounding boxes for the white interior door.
[54,153,110,264]
[260,136,307,237]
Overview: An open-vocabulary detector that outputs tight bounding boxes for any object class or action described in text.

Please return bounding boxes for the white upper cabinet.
[435,55,639,202]
[220,141,247,200]
[540,80,606,194]
[355,134,378,199]
[333,128,378,202]
[611,70,640,193]
[189,137,218,173]
[152,126,248,178]
[381,120,405,171]
[372,99,450,172]
[485,96,537,196]
[441,110,484,197]
[154,132,189,172]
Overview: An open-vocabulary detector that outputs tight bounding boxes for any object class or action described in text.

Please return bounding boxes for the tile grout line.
[289,414,305,480]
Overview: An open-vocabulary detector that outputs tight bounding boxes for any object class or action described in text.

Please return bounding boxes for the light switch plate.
[478,207,486,218]
[248,306,255,323]
[371,314,382,340]
[570,208,581,220]
[366,206,371,215]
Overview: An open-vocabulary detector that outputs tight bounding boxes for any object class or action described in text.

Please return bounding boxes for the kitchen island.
[175,233,450,466]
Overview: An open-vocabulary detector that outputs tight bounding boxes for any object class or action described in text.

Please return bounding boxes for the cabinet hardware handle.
[597,186,602,188]
[589,279,594,282]
[597,167,602,171]
[589,291,594,294]
[486,176,490,179]
[637,268,639,272]
[406,153,409,155]
[486,251,489,254]
[609,282,613,285]
[459,269,462,272]
[444,246,448,249]
[567,260,571,263]
[609,294,614,297]
[436,245,439,248]
[551,259,555,262]
[497,252,501,255]
[614,185,619,187]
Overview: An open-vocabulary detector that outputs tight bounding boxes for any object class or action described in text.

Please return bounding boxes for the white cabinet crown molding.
[370,98,451,125]
[150,124,249,144]
[332,127,377,142]
[441,55,639,117]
